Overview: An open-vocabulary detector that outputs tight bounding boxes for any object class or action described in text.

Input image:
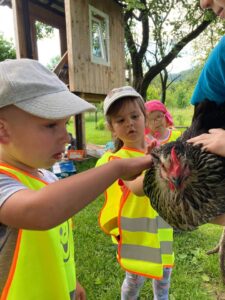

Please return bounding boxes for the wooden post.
[30,16,38,59]
[59,27,67,56]
[12,0,33,58]
[75,113,86,151]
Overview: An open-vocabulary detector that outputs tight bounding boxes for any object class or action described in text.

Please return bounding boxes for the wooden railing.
[53,51,69,85]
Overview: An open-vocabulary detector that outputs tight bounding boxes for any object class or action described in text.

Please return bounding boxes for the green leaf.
[178,253,188,260]
[201,274,210,282]
[94,277,102,285]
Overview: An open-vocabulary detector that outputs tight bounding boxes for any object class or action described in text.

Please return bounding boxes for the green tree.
[35,21,54,40]
[147,83,161,100]
[176,88,188,108]
[165,64,203,107]
[119,0,224,101]
[0,33,16,61]
[0,20,54,62]
[192,22,225,64]
[47,55,61,70]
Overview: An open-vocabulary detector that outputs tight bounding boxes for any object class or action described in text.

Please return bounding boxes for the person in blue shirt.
[188,0,225,157]
[190,36,225,106]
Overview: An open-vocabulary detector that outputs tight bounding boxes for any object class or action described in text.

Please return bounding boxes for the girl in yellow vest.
[145,100,181,145]
[97,86,174,300]
[0,60,153,300]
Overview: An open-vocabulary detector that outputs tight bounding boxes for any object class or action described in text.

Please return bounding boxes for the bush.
[85,112,97,122]
[0,33,16,61]
[96,119,105,130]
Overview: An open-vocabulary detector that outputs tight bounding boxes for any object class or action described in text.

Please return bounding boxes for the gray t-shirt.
[0,169,58,207]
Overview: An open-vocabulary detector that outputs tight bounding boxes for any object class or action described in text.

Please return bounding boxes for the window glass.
[89,6,110,65]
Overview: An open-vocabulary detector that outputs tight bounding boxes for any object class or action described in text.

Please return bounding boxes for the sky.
[0,5,193,72]
[0,6,60,66]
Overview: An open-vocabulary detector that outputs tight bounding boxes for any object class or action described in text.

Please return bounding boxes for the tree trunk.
[125,14,211,99]
[160,69,168,104]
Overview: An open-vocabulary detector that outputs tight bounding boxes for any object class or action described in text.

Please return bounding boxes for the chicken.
[143,99,225,231]
[143,99,225,284]
[144,140,225,231]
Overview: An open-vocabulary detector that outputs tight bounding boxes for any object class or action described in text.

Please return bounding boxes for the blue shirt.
[191,36,225,105]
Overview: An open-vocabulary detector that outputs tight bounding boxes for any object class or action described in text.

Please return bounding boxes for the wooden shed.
[0,0,125,150]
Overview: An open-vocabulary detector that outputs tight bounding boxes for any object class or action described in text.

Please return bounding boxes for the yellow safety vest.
[97,148,174,279]
[0,163,76,300]
[145,129,181,145]
[167,130,181,143]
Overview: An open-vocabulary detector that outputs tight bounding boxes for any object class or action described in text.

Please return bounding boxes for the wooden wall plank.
[65,0,125,97]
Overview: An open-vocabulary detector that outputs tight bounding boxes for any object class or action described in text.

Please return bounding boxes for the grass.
[85,121,111,145]
[67,115,111,145]
[70,106,225,299]
[169,106,194,128]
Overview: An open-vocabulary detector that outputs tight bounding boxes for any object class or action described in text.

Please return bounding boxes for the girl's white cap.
[104,86,143,115]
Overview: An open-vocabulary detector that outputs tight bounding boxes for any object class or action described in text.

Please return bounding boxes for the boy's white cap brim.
[15,90,95,119]
[0,58,96,119]
[104,86,143,115]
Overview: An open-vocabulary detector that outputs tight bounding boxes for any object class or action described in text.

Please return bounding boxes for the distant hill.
[169,64,203,83]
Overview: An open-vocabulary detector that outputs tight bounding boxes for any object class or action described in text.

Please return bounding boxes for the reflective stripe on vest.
[0,163,76,300]
[98,148,174,279]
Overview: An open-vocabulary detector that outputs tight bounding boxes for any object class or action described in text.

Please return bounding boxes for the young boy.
[0,58,153,300]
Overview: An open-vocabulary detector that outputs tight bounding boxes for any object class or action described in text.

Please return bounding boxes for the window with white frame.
[89,5,110,66]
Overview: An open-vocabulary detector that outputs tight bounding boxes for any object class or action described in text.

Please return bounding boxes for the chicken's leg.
[207,228,225,284]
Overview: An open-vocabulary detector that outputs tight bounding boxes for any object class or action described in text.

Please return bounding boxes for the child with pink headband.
[145,100,181,145]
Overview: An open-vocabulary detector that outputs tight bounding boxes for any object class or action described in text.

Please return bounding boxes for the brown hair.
[105,96,146,152]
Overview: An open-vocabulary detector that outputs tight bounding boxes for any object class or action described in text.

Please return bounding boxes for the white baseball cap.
[0,58,96,119]
[104,86,143,115]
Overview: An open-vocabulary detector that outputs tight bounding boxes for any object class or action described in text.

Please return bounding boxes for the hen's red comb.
[171,146,179,164]
[170,146,181,177]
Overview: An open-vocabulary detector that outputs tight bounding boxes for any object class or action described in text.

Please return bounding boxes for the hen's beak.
[171,176,182,189]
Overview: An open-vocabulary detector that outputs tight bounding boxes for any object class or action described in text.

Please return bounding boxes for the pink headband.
[145,100,174,126]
